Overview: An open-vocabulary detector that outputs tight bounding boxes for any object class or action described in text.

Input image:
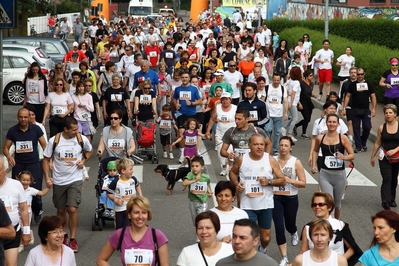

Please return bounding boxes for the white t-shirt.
[210,207,248,242]
[43,134,92,185]
[263,28,272,45]
[177,242,233,266]
[24,187,39,214]
[200,28,212,40]
[24,244,76,266]
[88,25,98,38]
[266,84,287,117]
[255,32,266,46]
[315,48,334,69]
[287,79,301,106]
[45,92,73,116]
[337,54,355,77]
[0,178,27,226]
[232,12,241,23]
[223,70,243,99]
[125,64,141,91]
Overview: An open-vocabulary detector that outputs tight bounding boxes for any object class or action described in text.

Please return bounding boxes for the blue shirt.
[133,70,160,93]
[359,244,399,265]
[173,85,200,116]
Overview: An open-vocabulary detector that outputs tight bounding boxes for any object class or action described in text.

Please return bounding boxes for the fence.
[27,12,80,36]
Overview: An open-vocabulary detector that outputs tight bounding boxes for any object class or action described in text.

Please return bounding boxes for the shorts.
[4,225,21,250]
[115,211,129,230]
[99,191,115,210]
[339,76,349,81]
[244,209,273,229]
[195,112,204,126]
[184,146,197,158]
[177,114,196,129]
[53,181,83,209]
[318,69,333,83]
[345,108,353,122]
[78,120,91,135]
[160,134,172,146]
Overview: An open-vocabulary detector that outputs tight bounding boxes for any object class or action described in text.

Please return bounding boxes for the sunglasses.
[56,67,62,70]
[143,87,151,89]
[311,203,327,208]
[392,64,398,67]
[56,83,63,86]
[357,73,365,76]
[229,65,236,67]
[109,117,120,120]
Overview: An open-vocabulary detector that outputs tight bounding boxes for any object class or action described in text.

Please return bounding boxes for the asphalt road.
[1,103,387,266]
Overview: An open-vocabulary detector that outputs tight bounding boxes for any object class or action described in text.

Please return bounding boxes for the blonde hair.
[116,158,134,173]
[126,196,153,221]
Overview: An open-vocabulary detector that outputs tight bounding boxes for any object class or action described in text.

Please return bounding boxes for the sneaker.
[391,201,397,207]
[103,209,110,218]
[169,153,174,159]
[354,148,362,153]
[301,134,311,140]
[18,244,24,254]
[317,93,322,101]
[29,230,34,245]
[69,239,79,253]
[293,126,298,137]
[362,146,368,152]
[220,167,228,176]
[273,151,279,156]
[34,210,44,224]
[281,127,287,136]
[178,153,185,164]
[109,211,115,218]
[63,234,69,246]
[291,231,299,246]
[163,151,168,158]
[257,245,267,254]
[279,257,289,266]
[290,135,297,142]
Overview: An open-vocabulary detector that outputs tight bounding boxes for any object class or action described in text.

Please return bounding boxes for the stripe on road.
[304,168,377,187]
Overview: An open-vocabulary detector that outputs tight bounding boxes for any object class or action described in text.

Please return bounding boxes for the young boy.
[107,158,143,229]
[99,160,118,218]
[182,156,212,225]
[156,104,178,159]
[160,42,177,75]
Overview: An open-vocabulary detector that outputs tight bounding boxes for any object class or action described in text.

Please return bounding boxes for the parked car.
[2,50,49,105]
[3,37,69,63]
[146,14,162,23]
[158,8,176,18]
[3,44,55,70]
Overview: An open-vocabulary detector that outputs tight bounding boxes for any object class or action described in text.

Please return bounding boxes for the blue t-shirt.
[133,70,160,93]
[173,85,200,116]
[359,244,399,266]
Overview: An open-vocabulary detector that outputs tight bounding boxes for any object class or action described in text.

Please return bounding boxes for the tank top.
[183,129,198,150]
[239,152,274,210]
[320,134,345,170]
[272,156,298,196]
[216,104,237,136]
[303,250,338,266]
[381,122,399,151]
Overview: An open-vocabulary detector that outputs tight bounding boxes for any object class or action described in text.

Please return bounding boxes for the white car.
[3,44,55,70]
[3,50,49,105]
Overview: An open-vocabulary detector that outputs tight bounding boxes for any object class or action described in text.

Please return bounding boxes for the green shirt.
[185,172,211,203]
[209,81,233,98]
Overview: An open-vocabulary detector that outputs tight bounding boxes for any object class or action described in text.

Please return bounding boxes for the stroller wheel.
[92,216,96,231]
[98,218,103,231]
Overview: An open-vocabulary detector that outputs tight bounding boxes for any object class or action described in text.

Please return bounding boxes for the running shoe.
[69,239,79,253]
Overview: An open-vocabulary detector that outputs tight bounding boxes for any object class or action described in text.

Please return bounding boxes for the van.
[158,8,175,18]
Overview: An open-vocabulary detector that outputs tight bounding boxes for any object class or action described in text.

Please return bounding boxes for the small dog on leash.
[154,159,191,195]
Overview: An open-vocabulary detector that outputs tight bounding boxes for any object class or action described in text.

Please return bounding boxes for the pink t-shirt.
[109,226,168,266]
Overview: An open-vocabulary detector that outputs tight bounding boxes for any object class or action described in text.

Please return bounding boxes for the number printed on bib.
[111,94,123,102]
[60,149,77,161]
[356,83,368,91]
[190,181,207,194]
[0,195,13,211]
[120,186,136,201]
[324,156,343,169]
[52,106,66,115]
[160,120,171,129]
[185,135,197,145]
[102,179,112,190]
[273,184,290,195]
[139,94,152,104]
[29,81,39,94]
[391,77,399,86]
[235,148,249,157]
[15,141,33,153]
[125,249,153,266]
[108,139,125,150]
[245,180,264,197]
[78,111,90,120]
[179,91,191,101]
[248,110,258,121]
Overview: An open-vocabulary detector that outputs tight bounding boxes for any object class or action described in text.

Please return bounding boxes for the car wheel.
[4,82,24,105]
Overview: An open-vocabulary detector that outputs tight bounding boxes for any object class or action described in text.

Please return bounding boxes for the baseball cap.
[221,92,231,98]
[138,76,145,83]
[214,69,224,76]
[73,41,79,47]
[107,161,117,170]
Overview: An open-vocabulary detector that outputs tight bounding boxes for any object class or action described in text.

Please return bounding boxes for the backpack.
[136,122,156,147]
[265,84,285,104]
[52,132,86,159]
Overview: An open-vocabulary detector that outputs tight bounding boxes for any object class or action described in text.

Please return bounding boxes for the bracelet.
[23,226,30,235]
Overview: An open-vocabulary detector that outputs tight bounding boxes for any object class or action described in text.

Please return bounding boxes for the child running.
[172,118,204,163]
[156,104,178,159]
[107,158,142,229]
[18,171,51,253]
[100,160,118,218]
[182,156,212,225]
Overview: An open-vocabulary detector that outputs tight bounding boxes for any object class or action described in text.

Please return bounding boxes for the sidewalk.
[312,82,384,144]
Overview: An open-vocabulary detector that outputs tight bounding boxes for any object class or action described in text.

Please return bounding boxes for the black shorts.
[195,112,204,126]
[339,76,349,81]
[177,114,196,129]
[115,211,129,230]
[160,134,172,146]
[345,108,353,122]
[4,225,21,250]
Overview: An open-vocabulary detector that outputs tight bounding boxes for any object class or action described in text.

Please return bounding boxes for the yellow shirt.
[204,58,223,70]
[96,41,109,55]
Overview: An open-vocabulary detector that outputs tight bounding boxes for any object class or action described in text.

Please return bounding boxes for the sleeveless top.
[216,104,237,136]
[239,152,274,210]
[381,122,399,151]
[272,156,298,196]
[183,129,198,150]
[303,249,338,266]
[320,134,345,170]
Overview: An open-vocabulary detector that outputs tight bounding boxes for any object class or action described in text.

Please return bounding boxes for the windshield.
[130,6,152,16]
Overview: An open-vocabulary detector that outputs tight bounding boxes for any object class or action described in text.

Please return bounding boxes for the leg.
[331,170,346,219]
[66,181,82,239]
[283,196,299,235]
[379,159,394,205]
[57,208,68,231]
[391,163,398,204]
[287,106,299,135]
[351,114,362,150]
[272,197,287,254]
[272,117,283,153]
[67,206,79,239]
[4,229,22,266]
[27,162,43,218]
[257,209,273,250]
[360,111,372,148]
[264,117,274,139]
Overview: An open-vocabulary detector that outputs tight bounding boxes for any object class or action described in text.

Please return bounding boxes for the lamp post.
[325,0,329,39]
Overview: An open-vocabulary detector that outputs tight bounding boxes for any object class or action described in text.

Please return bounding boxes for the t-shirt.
[158,115,176,136]
[359,244,399,266]
[102,125,134,158]
[238,60,255,76]
[0,200,12,266]
[209,82,234,98]
[133,70,160,93]
[347,81,375,109]
[45,92,73,116]
[145,45,160,67]
[184,172,210,203]
[265,84,287,117]
[210,207,248,241]
[216,252,278,266]
[160,49,176,68]
[315,48,334,70]
[337,54,355,77]
[24,244,76,266]
[135,90,156,121]
[43,134,92,185]
[0,178,27,226]
[222,126,267,156]
[224,71,243,99]
[172,85,201,116]
[382,70,399,98]
[103,87,129,114]
[108,226,168,266]
[177,242,233,266]
[107,176,140,212]
[24,187,39,214]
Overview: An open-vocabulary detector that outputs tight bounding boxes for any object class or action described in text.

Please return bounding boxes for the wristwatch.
[268,179,272,186]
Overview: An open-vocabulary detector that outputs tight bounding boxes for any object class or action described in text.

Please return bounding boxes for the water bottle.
[335,149,343,167]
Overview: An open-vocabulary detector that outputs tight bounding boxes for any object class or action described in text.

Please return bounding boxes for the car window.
[40,42,60,54]
[10,56,31,68]
[3,57,11,68]
[3,47,28,52]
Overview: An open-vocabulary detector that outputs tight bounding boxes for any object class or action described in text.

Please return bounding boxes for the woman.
[199,67,216,99]
[295,70,315,139]
[23,62,48,122]
[283,67,302,142]
[25,216,76,266]
[256,76,267,101]
[204,49,223,70]
[50,63,67,89]
[134,79,157,122]
[274,39,290,62]
[218,39,228,56]
[379,57,399,106]
[273,136,306,266]
[119,40,127,57]
[175,51,193,69]
[158,62,171,107]
[220,43,237,71]
[189,65,199,77]
[42,78,74,137]
[177,211,233,266]
[370,104,399,210]
[78,61,97,93]
[293,219,348,266]
[295,38,307,70]
[359,210,399,265]
[237,53,255,84]
[72,80,94,140]
[79,41,94,65]
[336,46,355,87]
[102,73,131,126]
[97,196,169,266]
[209,181,248,243]
[97,109,135,158]
[299,192,362,266]
[274,50,291,84]
[97,61,116,96]
[311,114,354,219]
[254,48,270,75]
[303,34,312,60]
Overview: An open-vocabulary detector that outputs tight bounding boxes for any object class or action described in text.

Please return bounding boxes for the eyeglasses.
[392,64,398,67]
[85,84,92,87]
[101,58,107,60]
[229,65,236,67]
[125,49,132,52]
[109,117,120,120]
[311,203,327,208]
[56,83,63,86]
[143,87,151,89]
[48,229,65,235]
[357,73,365,76]
[56,67,62,70]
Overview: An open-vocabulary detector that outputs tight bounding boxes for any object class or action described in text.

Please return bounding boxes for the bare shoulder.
[291,254,303,266]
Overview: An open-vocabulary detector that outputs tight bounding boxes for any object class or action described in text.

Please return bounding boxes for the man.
[232,10,241,28]
[99,14,108,26]
[220,108,271,160]
[0,199,15,266]
[262,24,272,54]
[96,35,109,56]
[123,29,134,44]
[240,30,253,45]
[229,134,286,255]
[209,69,234,98]
[133,60,161,98]
[314,39,334,101]
[88,20,98,48]
[274,50,291,84]
[63,42,87,63]
[173,26,183,45]
[72,18,84,43]
[95,23,108,45]
[224,15,232,30]
[224,61,244,105]
[342,68,376,153]
[238,82,269,130]
[200,23,212,40]
[118,45,135,78]
[47,14,56,38]
[146,27,159,46]
[254,27,266,49]
[264,74,288,155]
[43,117,93,252]
[134,28,146,44]
[3,108,47,222]
[123,52,143,93]
[59,17,71,41]
[216,219,278,266]
[339,67,358,144]
[172,72,202,163]
[145,38,161,71]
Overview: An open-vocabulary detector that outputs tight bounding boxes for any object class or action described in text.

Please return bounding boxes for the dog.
[154,159,191,195]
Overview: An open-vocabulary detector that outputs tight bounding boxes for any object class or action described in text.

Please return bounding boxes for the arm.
[269,156,286,186]
[311,136,321,174]
[290,159,306,188]
[102,98,108,119]
[95,102,102,123]
[158,243,169,266]
[299,226,309,254]
[338,255,348,266]
[379,77,392,89]
[135,184,143,197]
[97,136,105,157]
[0,223,15,240]
[37,185,51,196]
[205,109,217,139]
[341,92,352,116]
[42,103,51,126]
[342,238,355,260]
[283,96,288,120]
[42,157,53,187]
[292,254,303,266]
[126,138,136,156]
[370,125,383,167]
[96,240,114,266]
[308,135,317,166]
[19,201,30,245]
[264,136,272,154]
[340,134,354,161]
[171,135,184,146]
[151,97,157,118]
[370,93,377,117]
[3,139,15,167]
[229,156,242,187]
[182,174,201,186]
[97,77,103,95]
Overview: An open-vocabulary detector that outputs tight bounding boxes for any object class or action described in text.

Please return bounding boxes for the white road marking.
[304,168,377,187]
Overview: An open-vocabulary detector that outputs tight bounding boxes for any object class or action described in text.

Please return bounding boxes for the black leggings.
[296,108,313,134]
[378,158,398,204]
[49,116,65,138]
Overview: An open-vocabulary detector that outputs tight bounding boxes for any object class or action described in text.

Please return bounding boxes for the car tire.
[4,82,24,105]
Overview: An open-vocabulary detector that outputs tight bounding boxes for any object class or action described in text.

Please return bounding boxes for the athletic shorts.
[318,69,333,83]
[53,181,83,209]
[345,108,353,122]
[4,225,21,250]
[339,76,349,81]
[177,114,196,129]
[160,134,172,146]
[244,209,273,229]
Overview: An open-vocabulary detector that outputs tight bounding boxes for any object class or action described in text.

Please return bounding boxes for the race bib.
[378,148,384,161]
[356,83,368,91]
[78,111,90,120]
[324,156,343,169]
[0,195,13,211]
[224,62,228,68]
[218,115,230,123]
[100,66,106,72]
[185,135,196,145]
[125,249,153,266]
[235,148,249,157]
[248,110,258,121]
[52,106,66,115]
[120,186,135,200]
[245,180,264,197]
[111,94,123,102]
[59,148,78,161]
[179,91,191,101]
[139,94,152,104]
[29,81,39,94]
[15,141,33,153]
[273,184,290,195]
[160,120,171,129]
[190,181,207,194]
[391,78,399,86]
[108,139,125,150]
[189,53,197,60]
[149,51,157,57]
[165,52,173,59]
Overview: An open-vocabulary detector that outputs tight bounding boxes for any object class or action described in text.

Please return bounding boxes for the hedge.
[279,27,397,102]
[266,18,399,51]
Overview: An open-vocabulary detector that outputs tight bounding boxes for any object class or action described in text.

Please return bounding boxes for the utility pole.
[325,0,329,39]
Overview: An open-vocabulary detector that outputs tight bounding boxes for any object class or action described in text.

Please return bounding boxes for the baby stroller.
[92,156,119,231]
[135,121,159,164]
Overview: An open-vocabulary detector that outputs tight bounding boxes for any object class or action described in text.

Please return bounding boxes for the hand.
[208,192,213,198]
[386,149,397,157]
[371,109,376,117]
[236,182,244,192]
[46,178,53,187]
[176,103,181,110]
[311,166,318,174]
[42,120,46,127]
[22,234,30,246]
[97,150,102,157]
[386,84,392,89]
[103,112,108,119]
[76,160,85,169]
[185,100,191,106]
[341,109,346,116]
[228,151,235,161]
[78,103,86,108]
[221,235,231,243]
[115,198,123,206]
[7,157,16,168]
[257,177,267,186]
[370,158,375,167]
[283,114,288,121]
[205,132,211,139]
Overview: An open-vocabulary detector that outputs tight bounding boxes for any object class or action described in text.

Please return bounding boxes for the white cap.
[221,92,231,98]
[73,41,79,47]
[214,69,224,76]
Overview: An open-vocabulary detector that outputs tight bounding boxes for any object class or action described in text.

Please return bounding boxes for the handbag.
[384,149,399,163]
[352,108,368,116]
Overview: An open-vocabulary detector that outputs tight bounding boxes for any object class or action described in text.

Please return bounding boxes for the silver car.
[3,44,55,70]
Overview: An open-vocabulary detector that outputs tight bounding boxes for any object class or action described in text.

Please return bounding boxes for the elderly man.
[145,38,161,71]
